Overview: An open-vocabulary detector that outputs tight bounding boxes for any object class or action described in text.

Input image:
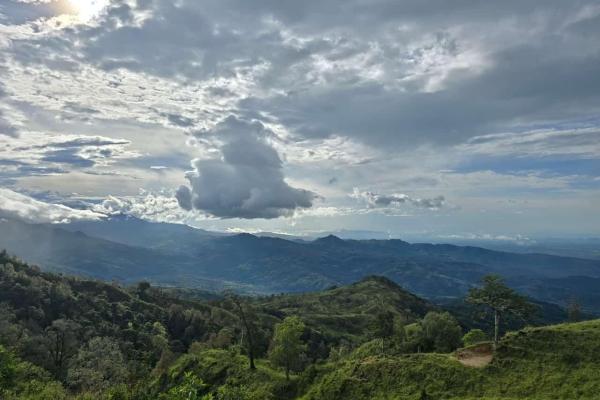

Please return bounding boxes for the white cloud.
[351,188,445,210]
[177,116,316,219]
[458,127,600,158]
[0,0,599,236]
[0,132,139,177]
[0,188,105,223]
[92,191,195,223]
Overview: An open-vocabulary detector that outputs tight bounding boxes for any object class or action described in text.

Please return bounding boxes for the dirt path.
[455,343,494,368]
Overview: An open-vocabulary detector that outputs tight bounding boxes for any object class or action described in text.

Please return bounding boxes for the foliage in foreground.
[2,251,599,400]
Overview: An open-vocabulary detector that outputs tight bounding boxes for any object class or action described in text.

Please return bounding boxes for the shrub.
[462,329,488,347]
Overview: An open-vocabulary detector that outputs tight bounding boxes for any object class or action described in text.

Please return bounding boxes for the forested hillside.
[1,250,599,399]
[0,252,436,398]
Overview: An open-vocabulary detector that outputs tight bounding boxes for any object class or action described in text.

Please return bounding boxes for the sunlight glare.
[68,0,108,22]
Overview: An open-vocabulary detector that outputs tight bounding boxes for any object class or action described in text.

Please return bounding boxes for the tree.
[567,297,582,322]
[467,275,535,346]
[421,311,463,353]
[42,319,80,379]
[137,281,152,300]
[269,316,307,380]
[373,309,395,353]
[0,344,17,390]
[225,293,258,370]
[462,329,488,347]
[404,322,425,353]
[66,336,128,392]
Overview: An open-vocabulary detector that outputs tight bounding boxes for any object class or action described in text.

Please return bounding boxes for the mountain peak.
[314,234,346,245]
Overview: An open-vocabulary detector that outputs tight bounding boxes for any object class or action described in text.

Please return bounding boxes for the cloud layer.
[0,188,105,223]
[0,0,599,236]
[176,117,316,219]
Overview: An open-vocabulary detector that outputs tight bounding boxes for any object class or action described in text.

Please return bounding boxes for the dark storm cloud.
[176,116,316,219]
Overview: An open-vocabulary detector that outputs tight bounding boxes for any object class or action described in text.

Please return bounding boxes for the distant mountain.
[57,215,229,254]
[444,237,600,260]
[0,218,245,290]
[1,217,600,312]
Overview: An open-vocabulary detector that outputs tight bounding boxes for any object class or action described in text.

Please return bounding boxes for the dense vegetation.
[1,250,599,399]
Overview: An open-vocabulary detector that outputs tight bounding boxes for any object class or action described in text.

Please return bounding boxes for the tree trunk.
[494,310,500,347]
[234,299,256,370]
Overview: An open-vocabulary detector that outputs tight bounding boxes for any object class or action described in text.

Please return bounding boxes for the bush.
[421,312,463,353]
[462,329,488,347]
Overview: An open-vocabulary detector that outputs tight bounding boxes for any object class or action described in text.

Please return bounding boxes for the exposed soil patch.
[456,342,494,368]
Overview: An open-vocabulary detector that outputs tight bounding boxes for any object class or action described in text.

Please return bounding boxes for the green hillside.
[256,276,435,343]
[1,250,599,399]
[304,320,600,400]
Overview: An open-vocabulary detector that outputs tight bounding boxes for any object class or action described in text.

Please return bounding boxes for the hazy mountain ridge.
[1,217,599,311]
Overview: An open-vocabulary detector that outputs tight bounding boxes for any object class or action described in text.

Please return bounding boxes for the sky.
[0,0,599,240]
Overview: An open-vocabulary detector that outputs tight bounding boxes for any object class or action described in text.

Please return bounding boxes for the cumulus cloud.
[0,188,105,223]
[176,116,316,219]
[92,191,193,223]
[351,188,445,210]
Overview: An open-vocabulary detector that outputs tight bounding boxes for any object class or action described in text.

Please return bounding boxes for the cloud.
[92,191,193,223]
[4,0,600,152]
[176,116,316,219]
[0,111,19,137]
[0,85,21,137]
[1,0,600,236]
[351,188,445,210]
[0,133,138,177]
[0,188,105,223]
[458,127,600,158]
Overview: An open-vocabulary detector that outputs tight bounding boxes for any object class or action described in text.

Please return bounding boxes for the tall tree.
[226,292,258,370]
[373,309,395,353]
[43,319,80,379]
[269,316,307,380]
[467,275,535,346]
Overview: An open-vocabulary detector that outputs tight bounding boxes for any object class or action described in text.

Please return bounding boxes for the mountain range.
[1,215,599,312]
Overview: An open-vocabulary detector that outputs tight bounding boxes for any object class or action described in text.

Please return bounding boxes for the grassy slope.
[302,320,600,400]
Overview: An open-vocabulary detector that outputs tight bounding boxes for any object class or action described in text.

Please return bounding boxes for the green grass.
[301,320,600,400]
